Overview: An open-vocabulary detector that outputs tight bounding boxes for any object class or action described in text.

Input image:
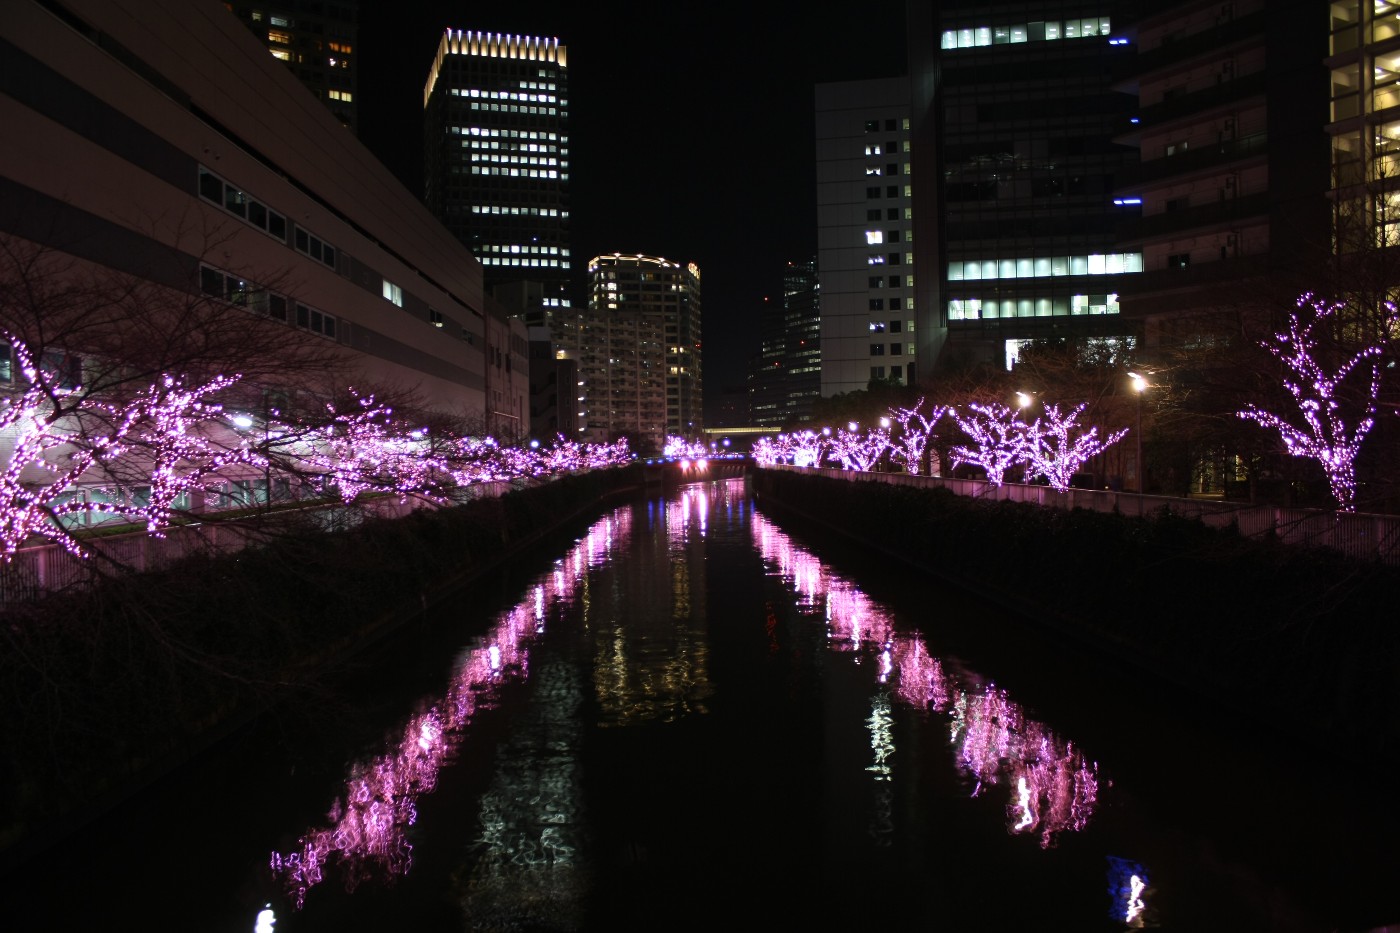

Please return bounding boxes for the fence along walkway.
[0,481,513,605]
[767,465,1400,567]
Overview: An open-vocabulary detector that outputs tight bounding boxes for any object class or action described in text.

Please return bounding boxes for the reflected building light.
[270,509,628,908]
[1107,856,1151,927]
[751,512,1100,850]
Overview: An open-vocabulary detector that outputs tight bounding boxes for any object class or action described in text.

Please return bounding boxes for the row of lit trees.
[756,292,1397,513]
[0,330,632,565]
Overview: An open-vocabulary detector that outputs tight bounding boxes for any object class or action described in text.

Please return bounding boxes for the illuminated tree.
[888,398,949,475]
[948,403,1031,487]
[1237,292,1394,512]
[828,425,890,472]
[789,429,829,468]
[1023,403,1128,492]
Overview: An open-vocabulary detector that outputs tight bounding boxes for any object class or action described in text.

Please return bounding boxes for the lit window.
[865,230,884,245]
[383,280,403,306]
[267,30,292,44]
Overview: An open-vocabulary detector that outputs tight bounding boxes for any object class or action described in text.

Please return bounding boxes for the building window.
[1168,252,1190,269]
[867,209,882,221]
[888,253,901,266]
[865,230,884,245]
[870,343,885,356]
[886,185,898,197]
[199,167,286,240]
[430,309,444,327]
[890,319,903,333]
[295,303,337,338]
[869,299,884,311]
[871,366,886,379]
[869,321,886,333]
[294,227,336,268]
[868,276,885,288]
[383,279,403,306]
[890,298,902,310]
[865,120,880,132]
[866,186,881,198]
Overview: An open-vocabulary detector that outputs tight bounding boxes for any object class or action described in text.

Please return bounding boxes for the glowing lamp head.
[231,414,254,429]
[1129,372,1147,393]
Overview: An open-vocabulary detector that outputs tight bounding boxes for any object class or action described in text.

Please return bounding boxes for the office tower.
[1325,2,1398,296]
[226,1,359,133]
[815,77,914,397]
[2,0,521,432]
[422,30,574,347]
[1114,1,1329,344]
[582,254,702,454]
[908,4,1140,374]
[750,260,821,427]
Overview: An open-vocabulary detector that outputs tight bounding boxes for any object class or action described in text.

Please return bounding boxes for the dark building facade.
[910,3,1141,373]
[750,260,821,427]
[227,1,359,133]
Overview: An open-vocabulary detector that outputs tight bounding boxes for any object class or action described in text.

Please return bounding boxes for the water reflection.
[751,512,1102,848]
[266,481,1130,926]
[268,509,631,909]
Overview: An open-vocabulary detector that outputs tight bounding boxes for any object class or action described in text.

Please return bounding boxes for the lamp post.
[1128,372,1147,493]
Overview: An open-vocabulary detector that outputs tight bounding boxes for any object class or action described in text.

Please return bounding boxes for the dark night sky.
[354,1,909,423]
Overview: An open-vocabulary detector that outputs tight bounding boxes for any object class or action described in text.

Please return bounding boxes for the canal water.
[4,475,1397,931]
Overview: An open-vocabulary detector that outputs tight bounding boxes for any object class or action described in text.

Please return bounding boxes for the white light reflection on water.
[267,510,630,910]
[751,511,1101,849]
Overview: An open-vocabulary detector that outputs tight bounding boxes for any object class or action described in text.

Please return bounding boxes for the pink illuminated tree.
[889,398,949,475]
[948,402,1031,486]
[1237,292,1394,512]
[788,429,829,468]
[303,390,451,504]
[1023,403,1128,491]
[828,425,890,472]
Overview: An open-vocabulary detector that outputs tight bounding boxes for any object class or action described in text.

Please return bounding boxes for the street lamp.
[1128,372,1147,493]
[1015,391,1033,412]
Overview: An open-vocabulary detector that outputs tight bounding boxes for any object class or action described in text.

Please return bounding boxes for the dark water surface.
[5,476,1397,931]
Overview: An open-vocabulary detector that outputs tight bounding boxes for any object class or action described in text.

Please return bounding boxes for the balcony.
[1113,133,1269,189]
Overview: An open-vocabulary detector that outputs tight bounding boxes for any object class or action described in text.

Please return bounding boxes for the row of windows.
[864,142,905,156]
[940,18,1113,49]
[451,126,563,143]
[867,253,907,266]
[869,320,913,333]
[865,118,902,133]
[866,185,907,199]
[467,102,561,116]
[867,208,905,221]
[871,365,908,382]
[948,252,1142,281]
[468,166,563,179]
[481,257,567,268]
[462,142,561,157]
[200,167,338,270]
[199,167,286,240]
[865,229,906,245]
[467,152,562,168]
[478,243,568,256]
[868,298,905,310]
[947,293,1121,320]
[200,266,338,338]
[870,343,915,356]
[451,87,559,104]
[471,205,562,217]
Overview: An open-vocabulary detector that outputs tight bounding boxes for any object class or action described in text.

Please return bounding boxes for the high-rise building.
[1113,1,1329,345]
[226,1,359,134]
[581,254,702,454]
[815,77,914,397]
[422,30,574,345]
[749,260,821,427]
[906,4,1141,375]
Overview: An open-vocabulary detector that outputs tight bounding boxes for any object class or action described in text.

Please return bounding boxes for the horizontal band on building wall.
[0,176,482,393]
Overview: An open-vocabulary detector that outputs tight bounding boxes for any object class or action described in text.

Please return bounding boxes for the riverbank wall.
[751,466,1400,767]
[0,466,646,873]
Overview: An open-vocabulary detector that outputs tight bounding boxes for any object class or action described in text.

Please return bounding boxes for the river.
[3,474,1395,931]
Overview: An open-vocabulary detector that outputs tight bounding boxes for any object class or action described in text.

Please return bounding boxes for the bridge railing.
[764,465,1400,566]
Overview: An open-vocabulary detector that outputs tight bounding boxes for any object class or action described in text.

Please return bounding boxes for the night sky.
[354,1,909,422]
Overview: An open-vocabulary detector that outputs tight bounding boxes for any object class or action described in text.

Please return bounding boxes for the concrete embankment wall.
[750,467,1400,766]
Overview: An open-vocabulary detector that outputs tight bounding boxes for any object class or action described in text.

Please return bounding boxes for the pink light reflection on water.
[268,509,631,909]
[751,512,1099,847]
